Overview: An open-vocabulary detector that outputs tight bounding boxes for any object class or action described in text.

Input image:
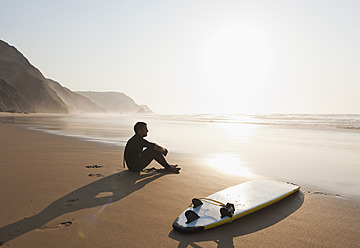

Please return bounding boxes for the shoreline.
[1,119,360,247]
[1,112,360,199]
[1,113,360,200]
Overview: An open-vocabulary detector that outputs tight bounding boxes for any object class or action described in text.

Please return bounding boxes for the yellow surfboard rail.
[203,186,300,230]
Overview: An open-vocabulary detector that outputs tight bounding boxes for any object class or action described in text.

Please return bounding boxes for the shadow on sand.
[0,170,165,245]
[169,191,304,248]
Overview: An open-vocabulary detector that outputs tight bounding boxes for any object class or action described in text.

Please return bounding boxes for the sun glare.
[205,153,254,177]
[193,23,276,113]
[215,121,255,143]
[201,24,272,81]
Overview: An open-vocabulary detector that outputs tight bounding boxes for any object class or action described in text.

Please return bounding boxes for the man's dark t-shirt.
[124,134,155,170]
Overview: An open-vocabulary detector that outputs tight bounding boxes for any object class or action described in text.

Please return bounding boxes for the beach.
[1,115,360,247]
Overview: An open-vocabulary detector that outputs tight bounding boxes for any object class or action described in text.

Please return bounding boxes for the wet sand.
[0,122,359,247]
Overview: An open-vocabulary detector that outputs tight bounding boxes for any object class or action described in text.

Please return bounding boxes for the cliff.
[0,40,68,113]
[0,40,152,114]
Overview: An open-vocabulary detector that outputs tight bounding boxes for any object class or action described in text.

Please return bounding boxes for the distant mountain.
[0,40,152,114]
[46,79,106,114]
[76,91,152,113]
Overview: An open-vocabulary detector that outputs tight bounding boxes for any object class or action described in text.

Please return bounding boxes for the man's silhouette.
[124,122,180,173]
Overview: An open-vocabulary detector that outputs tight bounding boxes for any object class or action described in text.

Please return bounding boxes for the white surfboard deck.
[172,180,300,232]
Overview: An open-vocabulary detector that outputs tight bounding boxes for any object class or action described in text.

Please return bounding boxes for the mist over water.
[2,113,360,198]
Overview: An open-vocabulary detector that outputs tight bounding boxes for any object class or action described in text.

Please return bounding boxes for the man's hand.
[155,144,168,156]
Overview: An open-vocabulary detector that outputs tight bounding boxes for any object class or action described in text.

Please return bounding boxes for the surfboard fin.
[192,198,203,208]
[220,203,235,218]
[185,210,200,224]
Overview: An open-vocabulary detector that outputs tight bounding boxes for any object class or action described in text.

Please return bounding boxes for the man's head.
[134,122,148,137]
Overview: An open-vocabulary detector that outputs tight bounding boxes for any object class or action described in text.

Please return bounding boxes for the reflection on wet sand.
[205,153,255,177]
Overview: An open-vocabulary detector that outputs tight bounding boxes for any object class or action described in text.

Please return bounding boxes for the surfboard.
[172,180,300,233]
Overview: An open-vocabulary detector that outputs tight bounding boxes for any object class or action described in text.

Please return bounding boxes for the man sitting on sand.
[124,122,180,173]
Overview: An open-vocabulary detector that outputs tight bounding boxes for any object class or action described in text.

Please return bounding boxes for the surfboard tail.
[172,217,205,233]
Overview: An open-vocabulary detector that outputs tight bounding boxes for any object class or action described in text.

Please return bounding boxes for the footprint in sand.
[85,164,103,168]
[306,190,343,198]
[88,173,105,177]
[38,221,72,231]
[64,198,79,207]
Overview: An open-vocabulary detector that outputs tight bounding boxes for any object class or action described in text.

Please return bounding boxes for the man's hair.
[134,122,147,133]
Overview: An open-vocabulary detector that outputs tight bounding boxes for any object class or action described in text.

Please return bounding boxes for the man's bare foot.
[165,167,181,173]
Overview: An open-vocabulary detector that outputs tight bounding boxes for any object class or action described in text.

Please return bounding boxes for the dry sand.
[1,122,360,247]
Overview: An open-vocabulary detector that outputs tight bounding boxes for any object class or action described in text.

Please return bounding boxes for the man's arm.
[154,144,168,156]
[142,138,168,156]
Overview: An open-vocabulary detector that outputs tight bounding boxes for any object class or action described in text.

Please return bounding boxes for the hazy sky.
[1,0,359,114]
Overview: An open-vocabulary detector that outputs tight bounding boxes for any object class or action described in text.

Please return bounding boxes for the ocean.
[1,113,360,198]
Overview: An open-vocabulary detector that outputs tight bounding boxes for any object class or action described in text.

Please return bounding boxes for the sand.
[1,122,360,247]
